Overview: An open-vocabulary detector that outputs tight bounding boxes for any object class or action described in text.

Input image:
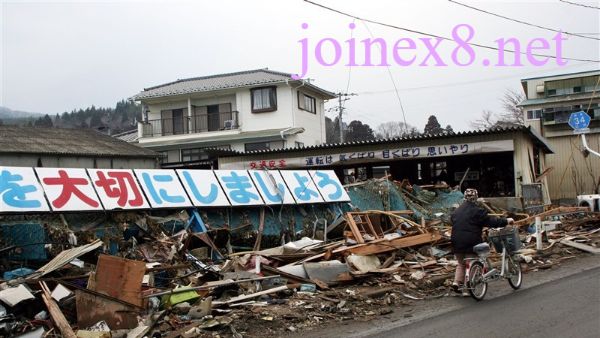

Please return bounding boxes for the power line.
[354,62,597,94]
[448,0,599,41]
[360,20,409,132]
[559,0,600,10]
[345,19,356,95]
[303,0,600,63]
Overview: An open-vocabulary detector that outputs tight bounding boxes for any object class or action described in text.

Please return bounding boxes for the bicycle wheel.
[468,261,487,301]
[507,255,522,290]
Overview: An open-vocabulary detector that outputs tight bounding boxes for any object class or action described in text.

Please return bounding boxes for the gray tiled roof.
[131,69,336,100]
[113,129,139,143]
[0,126,159,158]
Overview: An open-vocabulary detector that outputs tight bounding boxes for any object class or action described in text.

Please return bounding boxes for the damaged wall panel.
[92,255,146,307]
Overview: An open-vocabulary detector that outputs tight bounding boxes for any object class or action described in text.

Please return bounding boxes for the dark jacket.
[450,201,508,253]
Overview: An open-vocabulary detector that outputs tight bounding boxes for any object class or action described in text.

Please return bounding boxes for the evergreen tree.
[346,120,375,142]
[34,114,53,127]
[424,115,444,135]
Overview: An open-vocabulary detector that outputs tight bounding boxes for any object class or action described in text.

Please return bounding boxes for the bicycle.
[463,227,523,301]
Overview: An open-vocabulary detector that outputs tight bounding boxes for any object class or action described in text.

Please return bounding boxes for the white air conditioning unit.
[223,120,235,130]
[536,84,545,94]
[577,194,600,212]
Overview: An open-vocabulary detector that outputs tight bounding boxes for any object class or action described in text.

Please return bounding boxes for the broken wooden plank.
[336,232,442,256]
[39,281,76,338]
[515,207,591,226]
[559,239,600,254]
[142,275,282,298]
[345,212,366,244]
[27,240,103,279]
[219,284,299,305]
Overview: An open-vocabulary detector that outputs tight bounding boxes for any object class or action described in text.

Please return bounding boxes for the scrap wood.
[39,281,76,338]
[128,311,166,338]
[217,284,299,305]
[362,286,395,298]
[93,254,146,307]
[515,207,591,227]
[361,210,422,230]
[535,167,554,183]
[142,275,282,298]
[27,240,103,279]
[335,231,442,256]
[559,239,600,254]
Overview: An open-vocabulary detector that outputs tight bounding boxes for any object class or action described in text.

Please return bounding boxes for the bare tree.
[499,89,525,125]
[470,110,497,129]
[471,89,526,130]
[375,121,420,139]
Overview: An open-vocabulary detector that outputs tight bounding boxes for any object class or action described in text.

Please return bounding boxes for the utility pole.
[334,92,357,143]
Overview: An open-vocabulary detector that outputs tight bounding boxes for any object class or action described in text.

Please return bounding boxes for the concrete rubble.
[0,178,599,338]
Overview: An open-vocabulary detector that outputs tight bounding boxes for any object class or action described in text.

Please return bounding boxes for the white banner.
[221,140,515,170]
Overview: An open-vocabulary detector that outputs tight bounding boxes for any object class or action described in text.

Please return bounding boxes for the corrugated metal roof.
[132,69,336,100]
[0,126,159,158]
[221,126,553,156]
[520,69,600,81]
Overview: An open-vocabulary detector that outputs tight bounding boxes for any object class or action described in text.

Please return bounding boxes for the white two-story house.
[131,69,336,168]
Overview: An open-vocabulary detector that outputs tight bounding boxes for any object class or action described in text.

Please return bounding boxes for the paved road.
[369,266,600,338]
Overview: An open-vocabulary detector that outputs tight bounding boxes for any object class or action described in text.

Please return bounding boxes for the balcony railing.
[141,111,239,138]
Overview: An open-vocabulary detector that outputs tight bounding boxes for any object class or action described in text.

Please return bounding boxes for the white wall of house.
[139,84,330,155]
[292,87,327,146]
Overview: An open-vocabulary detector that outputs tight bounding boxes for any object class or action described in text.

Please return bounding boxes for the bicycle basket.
[488,227,521,253]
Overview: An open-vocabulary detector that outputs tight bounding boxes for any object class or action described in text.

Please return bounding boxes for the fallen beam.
[559,239,600,254]
[217,284,300,305]
[335,231,442,256]
[39,281,77,338]
[515,207,591,227]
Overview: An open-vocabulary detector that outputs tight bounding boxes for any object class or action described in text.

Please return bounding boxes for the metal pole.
[338,94,344,143]
[535,216,543,250]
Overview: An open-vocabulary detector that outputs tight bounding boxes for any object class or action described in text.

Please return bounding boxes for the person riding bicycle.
[450,188,514,292]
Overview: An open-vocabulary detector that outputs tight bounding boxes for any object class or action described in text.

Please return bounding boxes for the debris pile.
[0,179,598,338]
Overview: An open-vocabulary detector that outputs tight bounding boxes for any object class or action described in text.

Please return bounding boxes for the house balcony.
[140,111,239,138]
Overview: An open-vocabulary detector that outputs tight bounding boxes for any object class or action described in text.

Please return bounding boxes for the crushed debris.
[0,178,598,338]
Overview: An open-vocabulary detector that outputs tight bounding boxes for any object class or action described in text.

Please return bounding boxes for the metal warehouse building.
[218,126,554,204]
[0,126,161,169]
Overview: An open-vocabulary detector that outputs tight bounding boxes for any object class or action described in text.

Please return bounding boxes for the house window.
[181,145,231,162]
[251,87,277,113]
[245,142,271,152]
[158,151,168,164]
[527,110,542,120]
[546,89,557,97]
[573,86,582,93]
[298,92,317,114]
[181,148,209,162]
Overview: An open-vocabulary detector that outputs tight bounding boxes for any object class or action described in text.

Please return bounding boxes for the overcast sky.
[1,0,599,131]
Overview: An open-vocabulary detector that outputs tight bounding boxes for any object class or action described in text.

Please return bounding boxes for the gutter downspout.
[581,134,600,158]
[280,127,296,148]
